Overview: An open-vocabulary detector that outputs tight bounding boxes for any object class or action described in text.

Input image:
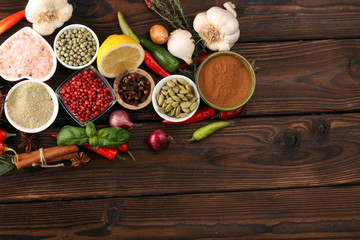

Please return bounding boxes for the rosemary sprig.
[146,0,207,78]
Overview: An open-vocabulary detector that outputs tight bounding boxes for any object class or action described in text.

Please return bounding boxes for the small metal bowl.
[113,68,155,110]
[53,24,99,70]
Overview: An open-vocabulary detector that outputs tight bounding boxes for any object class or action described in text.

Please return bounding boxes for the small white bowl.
[5,80,59,133]
[53,24,99,70]
[0,27,57,82]
[152,75,200,122]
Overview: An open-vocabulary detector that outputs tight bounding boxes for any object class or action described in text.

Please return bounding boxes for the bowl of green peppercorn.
[53,24,99,70]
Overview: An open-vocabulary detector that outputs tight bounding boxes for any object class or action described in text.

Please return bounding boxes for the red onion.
[109,110,135,130]
[145,129,173,151]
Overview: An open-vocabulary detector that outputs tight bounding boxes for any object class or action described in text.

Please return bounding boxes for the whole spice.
[188,121,230,142]
[0,9,25,35]
[55,27,97,67]
[144,51,171,78]
[193,2,240,51]
[70,152,90,167]
[0,142,18,160]
[150,24,169,45]
[25,0,73,36]
[14,145,79,169]
[0,130,16,141]
[17,132,37,153]
[156,77,198,119]
[212,104,247,120]
[140,38,180,73]
[162,105,217,124]
[118,73,151,106]
[59,69,114,123]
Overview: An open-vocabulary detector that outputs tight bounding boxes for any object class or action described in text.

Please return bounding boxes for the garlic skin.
[193,2,240,51]
[167,29,195,65]
[25,0,73,36]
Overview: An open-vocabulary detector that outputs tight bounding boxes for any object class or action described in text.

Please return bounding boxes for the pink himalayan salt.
[0,29,54,79]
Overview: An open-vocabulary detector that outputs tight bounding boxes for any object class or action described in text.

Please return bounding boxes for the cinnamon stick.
[15,145,79,169]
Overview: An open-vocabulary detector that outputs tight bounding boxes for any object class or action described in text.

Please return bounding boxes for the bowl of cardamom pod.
[152,75,199,122]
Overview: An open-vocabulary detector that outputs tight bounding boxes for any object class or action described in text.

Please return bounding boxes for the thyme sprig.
[146,0,207,77]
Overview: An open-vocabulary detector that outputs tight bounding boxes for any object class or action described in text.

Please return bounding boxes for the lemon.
[97,35,145,78]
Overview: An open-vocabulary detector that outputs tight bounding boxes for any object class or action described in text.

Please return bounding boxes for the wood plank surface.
[1,185,360,239]
[2,112,360,202]
[0,0,359,239]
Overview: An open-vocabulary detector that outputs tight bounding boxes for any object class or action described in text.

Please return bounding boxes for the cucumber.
[140,38,180,73]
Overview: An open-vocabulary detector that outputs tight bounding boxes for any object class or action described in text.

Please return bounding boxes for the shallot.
[109,110,135,130]
[150,25,169,45]
[145,129,172,151]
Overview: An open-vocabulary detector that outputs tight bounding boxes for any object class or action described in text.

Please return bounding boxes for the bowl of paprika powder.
[195,51,256,111]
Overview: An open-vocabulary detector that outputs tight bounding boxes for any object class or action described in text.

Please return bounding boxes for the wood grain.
[1,185,360,239]
[2,112,360,202]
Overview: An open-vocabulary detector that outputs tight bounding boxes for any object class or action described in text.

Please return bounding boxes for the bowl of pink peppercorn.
[56,65,117,126]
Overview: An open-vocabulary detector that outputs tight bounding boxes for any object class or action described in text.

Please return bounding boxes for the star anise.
[18,132,37,153]
[70,152,91,167]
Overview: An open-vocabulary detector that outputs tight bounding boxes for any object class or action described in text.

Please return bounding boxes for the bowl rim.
[0,27,57,82]
[152,74,200,122]
[55,65,117,126]
[4,80,59,133]
[53,24,99,70]
[195,50,256,111]
[113,68,155,110]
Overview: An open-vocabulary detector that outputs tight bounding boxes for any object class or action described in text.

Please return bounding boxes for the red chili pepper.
[162,105,217,125]
[144,0,154,10]
[0,10,25,35]
[117,143,136,162]
[0,130,16,141]
[212,104,247,120]
[144,51,171,78]
[83,143,125,160]
[0,142,18,158]
[179,53,213,69]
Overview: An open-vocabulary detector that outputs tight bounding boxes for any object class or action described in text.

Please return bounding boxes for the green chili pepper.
[57,125,89,146]
[95,127,131,148]
[189,121,231,142]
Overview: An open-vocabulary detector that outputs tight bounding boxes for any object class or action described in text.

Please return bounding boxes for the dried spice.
[70,152,90,167]
[18,132,37,153]
[118,73,151,106]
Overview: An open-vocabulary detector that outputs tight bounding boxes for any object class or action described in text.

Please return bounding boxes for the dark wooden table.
[1,0,360,239]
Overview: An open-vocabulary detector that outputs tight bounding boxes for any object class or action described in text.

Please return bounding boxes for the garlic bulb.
[167,29,195,65]
[193,2,240,51]
[25,0,73,36]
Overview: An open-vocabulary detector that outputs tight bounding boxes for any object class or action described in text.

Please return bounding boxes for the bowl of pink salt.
[0,27,57,82]
[4,80,59,133]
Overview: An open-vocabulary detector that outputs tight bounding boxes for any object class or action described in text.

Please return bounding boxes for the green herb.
[146,0,206,74]
[96,127,130,148]
[0,155,15,176]
[57,125,89,146]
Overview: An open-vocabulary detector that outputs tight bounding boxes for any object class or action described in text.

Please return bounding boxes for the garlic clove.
[167,29,195,65]
[193,12,209,34]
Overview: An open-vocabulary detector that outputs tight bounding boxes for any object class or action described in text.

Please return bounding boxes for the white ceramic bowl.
[0,27,57,82]
[53,24,99,70]
[5,80,59,133]
[152,75,200,122]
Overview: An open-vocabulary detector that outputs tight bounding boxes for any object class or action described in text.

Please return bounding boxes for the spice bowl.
[113,68,155,110]
[195,51,256,111]
[0,27,57,82]
[56,65,117,126]
[152,75,200,122]
[4,80,59,133]
[53,24,99,70]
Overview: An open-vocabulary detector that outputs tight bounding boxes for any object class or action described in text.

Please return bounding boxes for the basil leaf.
[0,155,15,176]
[57,125,89,146]
[85,122,96,138]
[96,127,131,147]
